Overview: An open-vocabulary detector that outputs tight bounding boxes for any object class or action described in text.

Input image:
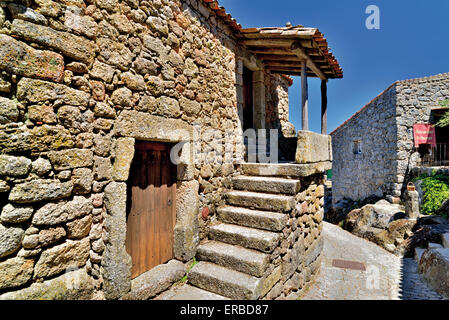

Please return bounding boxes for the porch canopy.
[238,25,343,133]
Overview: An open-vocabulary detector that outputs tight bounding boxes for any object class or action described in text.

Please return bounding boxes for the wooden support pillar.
[301,60,308,131]
[321,80,328,135]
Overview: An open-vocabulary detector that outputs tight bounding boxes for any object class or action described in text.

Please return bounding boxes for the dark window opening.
[242,66,254,131]
[353,140,362,155]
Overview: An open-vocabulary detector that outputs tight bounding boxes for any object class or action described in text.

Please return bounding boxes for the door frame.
[242,66,254,131]
[237,59,266,131]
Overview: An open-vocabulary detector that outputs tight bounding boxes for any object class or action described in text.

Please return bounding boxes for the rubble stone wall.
[0,0,294,299]
[331,85,398,204]
[395,74,449,191]
[265,73,295,137]
[262,174,325,300]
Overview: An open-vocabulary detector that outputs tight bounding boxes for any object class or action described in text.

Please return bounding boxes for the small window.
[353,140,362,154]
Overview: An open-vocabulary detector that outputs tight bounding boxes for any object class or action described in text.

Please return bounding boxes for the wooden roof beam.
[249,48,296,55]
[266,66,310,73]
[259,55,300,62]
[263,60,305,67]
[291,41,327,81]
[240,39,295,48]
[270,70,318,77]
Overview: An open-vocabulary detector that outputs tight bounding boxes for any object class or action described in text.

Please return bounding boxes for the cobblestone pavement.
[400,258,443,300]
[302,222,443,300]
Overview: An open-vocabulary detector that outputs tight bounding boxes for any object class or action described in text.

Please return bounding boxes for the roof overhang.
[237,26,343,80]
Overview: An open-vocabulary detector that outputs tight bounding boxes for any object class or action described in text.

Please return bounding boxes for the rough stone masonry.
[0,0,325,300]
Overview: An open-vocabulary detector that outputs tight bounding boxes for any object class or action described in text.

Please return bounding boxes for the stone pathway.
[400,258,443,300]
[302,222,443,300]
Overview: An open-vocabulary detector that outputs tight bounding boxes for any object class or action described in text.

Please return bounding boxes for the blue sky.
[220,0,449,133]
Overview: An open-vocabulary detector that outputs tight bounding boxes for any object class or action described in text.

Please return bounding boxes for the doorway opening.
[125,141,177,279]
[242,66,254,131]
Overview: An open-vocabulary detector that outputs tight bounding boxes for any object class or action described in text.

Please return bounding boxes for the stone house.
[0,0,341,300]
[331,73,449,206]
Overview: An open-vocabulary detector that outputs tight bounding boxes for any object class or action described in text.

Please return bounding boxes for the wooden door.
[125,141,177,279]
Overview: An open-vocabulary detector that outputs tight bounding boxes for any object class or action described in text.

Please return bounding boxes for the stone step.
[209,223,280,253]
[442,233,449,248]
[226,191,294,212]
[197,241,269,277]
[241,162,331,178]
[188,261,263,300]
[232,175,300,195]
[217,206,288,232]
[428,242,443,249]
[415,248,426,262]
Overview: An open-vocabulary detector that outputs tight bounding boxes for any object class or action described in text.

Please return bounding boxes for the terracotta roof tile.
[199,1,343,79]
[200,0,242,32]
[237,26,343,79]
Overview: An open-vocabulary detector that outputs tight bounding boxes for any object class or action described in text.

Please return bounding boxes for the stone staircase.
[188,163,300,300]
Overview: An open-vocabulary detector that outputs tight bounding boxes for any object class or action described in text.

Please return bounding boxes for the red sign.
[413,124,436,148]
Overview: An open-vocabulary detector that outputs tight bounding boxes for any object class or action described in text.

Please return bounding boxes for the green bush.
[413,174,449,215]
[179,258,198,283]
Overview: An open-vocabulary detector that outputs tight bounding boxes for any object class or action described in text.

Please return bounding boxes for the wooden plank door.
[125,141,177,279]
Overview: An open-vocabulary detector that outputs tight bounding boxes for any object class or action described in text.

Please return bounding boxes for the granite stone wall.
[395,74,449,192]
[332,73,449,205]
[262,174,325,300]
[331,85,398,204]
[265,73,295,137]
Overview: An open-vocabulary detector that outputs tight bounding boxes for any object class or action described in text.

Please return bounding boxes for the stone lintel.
[114,110,193,143]
[114,110,195,181]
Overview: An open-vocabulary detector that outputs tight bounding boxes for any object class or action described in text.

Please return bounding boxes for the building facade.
[332,73,449,205]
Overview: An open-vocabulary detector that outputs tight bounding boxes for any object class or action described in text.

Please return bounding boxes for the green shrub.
[414,174,449,215]
[180,258,198,283]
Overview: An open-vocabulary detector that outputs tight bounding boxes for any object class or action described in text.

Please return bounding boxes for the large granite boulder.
[418,248,449,298]
[343,200,414,254]
[344,200,405,233]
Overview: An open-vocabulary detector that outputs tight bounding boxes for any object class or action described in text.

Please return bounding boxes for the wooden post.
[321,80,327,135]
[301,60,308,131]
